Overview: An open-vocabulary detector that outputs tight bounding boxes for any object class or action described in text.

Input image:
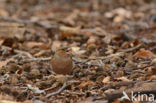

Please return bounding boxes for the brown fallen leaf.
[105,8,132,23]
[78,81,94,89]
[152,58,156,64]
[112,98,121,103]
[145,75,156,80]
[59,25,80,33]
[104,89,115,94]
[147,67,156,74]
[55,75,69,84]
[0,100,19,103]
[71,46,86,55]
[133,49,155,59]
[34,50,46,57]
[114,77,131,82]
[59,31,75,39]
[63,9,79,25]
[0,8,9,17]
[59,26,81,39]
[0,22,25,39]
[0,37,4,45]
[102,76,110,84]
[22,100,33,103]
[0,94,14,102]
[0,58,14,69]
[86,36,97,46]
[24,41,50,49]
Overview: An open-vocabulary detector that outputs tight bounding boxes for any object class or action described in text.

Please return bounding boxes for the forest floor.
[0,0,156,103]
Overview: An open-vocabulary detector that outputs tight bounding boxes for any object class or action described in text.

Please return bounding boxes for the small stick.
[101,81,136,91]
[119,44,142,52]
[0,16,58,29]
[15,44,141,63]
[45,82,67,98]
[0,16,34,24]
[14,49,33,58]
[76,52,124,64]
[73,44,142,65]
[80,28,108,36]
[22,57,51,62]
[1,46,33,58]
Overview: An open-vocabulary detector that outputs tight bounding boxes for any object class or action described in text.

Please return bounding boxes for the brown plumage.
[51,50,73,75]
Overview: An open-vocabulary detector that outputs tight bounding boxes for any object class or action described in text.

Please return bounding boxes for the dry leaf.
[116,70,124,77]
[22,100,33,103]
[78,81,94,89]
[24,42,49,49]
[113,8,132,18]
[146,75,156,80]
[114,77,131,82]
[0,37,4,45]
[71,46,80,53]
[104,89,115,94]
[133,49,155,59]
[59,26,81,39]
[59,26,80,33]
[63,9,79,25]
[152,58,156,64]
[0,8,9,17]
[0,22,25,39]
[71,47,86,55]
[27,84,44,94]
[113,16,124,23]
[86,36,97,46]
[0,94,14,102]
[112,98,121,103]
[59,31,74,39]
[0,58,14,69]
[147,67,156,74]
[55,75,69,84]
[102,76,110,84]
[34,50,46,57]
[0,100,19,103]
[105,7,132,23]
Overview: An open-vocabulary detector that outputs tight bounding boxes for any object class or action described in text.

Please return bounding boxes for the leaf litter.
[0,0,156,103]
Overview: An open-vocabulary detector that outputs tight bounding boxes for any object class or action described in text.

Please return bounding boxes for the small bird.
[51,49,73,75]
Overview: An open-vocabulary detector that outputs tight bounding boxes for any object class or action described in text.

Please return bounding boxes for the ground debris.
[0,0,156,103]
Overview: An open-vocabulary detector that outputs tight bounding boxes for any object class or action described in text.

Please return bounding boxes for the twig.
[0,16,58,29]
[73,52,124,65]
[80,29,108,36]
[16,44,139,63]
[101,81,136,91]
[119,44,142,52]
[1,46,33,58]
[73,44,142,65]
[65,91,85,95]
[7,44,141,64]
[27,84,45,94]
[0,16,34,24]
[45,82,67,98]
[22,57,51,62]
[14,49,33,58]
